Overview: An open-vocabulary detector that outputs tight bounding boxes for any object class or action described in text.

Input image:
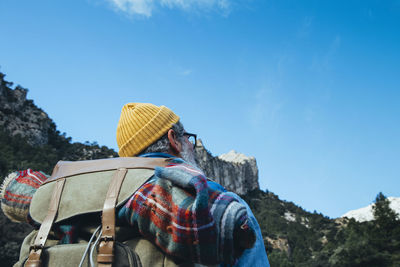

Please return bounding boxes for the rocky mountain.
[342,196,400,222]
[195,142,259,195]
[0,73,52,146]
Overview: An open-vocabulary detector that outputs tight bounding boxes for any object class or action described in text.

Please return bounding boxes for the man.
[116,103,270,266]
[1,103,269,266]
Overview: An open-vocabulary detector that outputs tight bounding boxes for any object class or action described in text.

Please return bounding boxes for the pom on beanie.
[117,103,180,157]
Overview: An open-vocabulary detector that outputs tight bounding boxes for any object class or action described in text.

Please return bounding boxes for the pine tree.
[372,192,398,231]
[371,192,400,265]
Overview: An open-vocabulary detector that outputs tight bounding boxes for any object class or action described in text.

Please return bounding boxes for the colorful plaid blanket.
[118,158,255,265]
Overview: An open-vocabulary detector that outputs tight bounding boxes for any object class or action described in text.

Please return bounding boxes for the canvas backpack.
[14,157,211,267]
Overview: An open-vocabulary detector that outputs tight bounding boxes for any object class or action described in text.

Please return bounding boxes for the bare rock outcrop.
[265,236,290,255]
[0,73,52,145]
[195,139,260,195]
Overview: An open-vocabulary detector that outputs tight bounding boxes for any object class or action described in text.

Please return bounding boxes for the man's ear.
[167,129,182,156]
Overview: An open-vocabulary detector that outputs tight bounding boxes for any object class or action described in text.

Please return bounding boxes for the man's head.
[116,103,197,165]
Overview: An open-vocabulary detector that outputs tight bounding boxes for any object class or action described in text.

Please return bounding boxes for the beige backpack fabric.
[14,157,212,267]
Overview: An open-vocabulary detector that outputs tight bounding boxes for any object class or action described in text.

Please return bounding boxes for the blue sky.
[1,0,399,218]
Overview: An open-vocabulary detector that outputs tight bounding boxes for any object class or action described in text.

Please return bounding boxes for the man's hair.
[140,121,185,155]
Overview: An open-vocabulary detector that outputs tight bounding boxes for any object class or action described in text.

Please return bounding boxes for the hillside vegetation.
[0,72,399,266]
[243,190,400,266]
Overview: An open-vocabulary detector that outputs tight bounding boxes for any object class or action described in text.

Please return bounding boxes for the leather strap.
[97,168,128,267]
[46,157,170,183]
[25,178,66,267]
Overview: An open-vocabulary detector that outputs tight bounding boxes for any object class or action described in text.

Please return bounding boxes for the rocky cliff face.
[195,140,259,195]
[0,73,52,146]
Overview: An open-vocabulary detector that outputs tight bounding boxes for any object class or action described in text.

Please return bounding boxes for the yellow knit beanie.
[117,103,180,157]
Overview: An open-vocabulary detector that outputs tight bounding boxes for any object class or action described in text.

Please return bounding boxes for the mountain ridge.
[342,196,400,222]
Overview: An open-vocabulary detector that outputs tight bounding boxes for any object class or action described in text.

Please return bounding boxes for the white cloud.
[109,0,154,17]
[107,0,231,17]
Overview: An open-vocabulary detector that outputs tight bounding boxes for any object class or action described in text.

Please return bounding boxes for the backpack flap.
[30,168,154,224]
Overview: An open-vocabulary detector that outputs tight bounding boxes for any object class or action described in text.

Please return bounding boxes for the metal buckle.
[100,235,114,242]
[30,244,44,251]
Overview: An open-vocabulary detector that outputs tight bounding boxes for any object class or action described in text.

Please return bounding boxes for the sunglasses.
[183,132,197,149]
